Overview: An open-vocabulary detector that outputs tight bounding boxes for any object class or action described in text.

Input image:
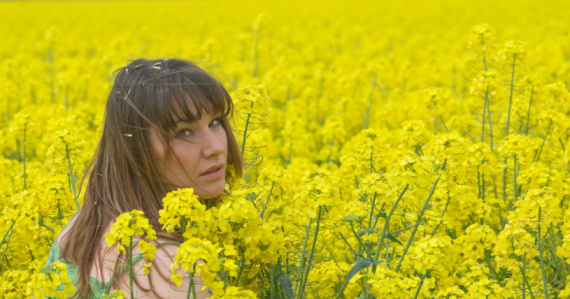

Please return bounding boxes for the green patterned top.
[45,241,146,298]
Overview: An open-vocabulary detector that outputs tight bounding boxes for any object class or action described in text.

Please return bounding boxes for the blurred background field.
[2,0,570,297]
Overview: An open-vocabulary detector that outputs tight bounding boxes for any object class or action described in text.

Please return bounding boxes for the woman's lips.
[200,165,225,179]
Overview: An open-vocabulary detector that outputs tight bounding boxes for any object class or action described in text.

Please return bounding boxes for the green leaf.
[375,211,387,219]
[277,275,294,298]
[358,227,374,237]
[345,258,383,283]
[387,233,404,246]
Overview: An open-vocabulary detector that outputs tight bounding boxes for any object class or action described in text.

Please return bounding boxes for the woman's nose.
[201,128,227,158]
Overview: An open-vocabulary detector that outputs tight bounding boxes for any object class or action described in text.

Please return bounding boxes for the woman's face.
[149,109,228,199]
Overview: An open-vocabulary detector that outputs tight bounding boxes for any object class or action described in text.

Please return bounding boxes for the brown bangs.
[121,61,231,137]
[160,74,232,134]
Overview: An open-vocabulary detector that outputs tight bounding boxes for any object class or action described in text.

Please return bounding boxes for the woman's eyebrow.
[173,119,197,125]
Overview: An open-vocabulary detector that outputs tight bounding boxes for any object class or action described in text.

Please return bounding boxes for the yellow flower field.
[1,0,570,297]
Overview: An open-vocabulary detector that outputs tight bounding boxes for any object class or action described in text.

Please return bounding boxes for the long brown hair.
[60,58,243,297]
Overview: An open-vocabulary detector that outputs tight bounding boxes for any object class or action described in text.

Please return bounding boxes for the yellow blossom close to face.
[105,210,157,274]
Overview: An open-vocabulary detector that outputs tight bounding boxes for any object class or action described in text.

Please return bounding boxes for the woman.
[46,58,243,298]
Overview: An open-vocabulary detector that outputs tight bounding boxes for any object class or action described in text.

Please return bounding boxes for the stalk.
[502,157,508,202]
[385,236,391,269]
[369,146,374,173]
[477,166,481,198]
[537,208,550,299]
[294,218,313,295]
[269,265,276,299]
[438,113,449,133]
[513,154,519,202]
[524,86,535,135]
[395,179,439,273]
[481,171,486,201]
[429,195,450,236]
[412,273,426,299]
[486,97,494,151]
[23,121,27,190]
[480,34,488,71]
[64,141,79,210]
[338,232,356,258]
[260,181,275,219]
[372,185,409,272]
[129,236,134,299]
[363,78,376,129]
[505,54,517,138]
[522,252,526,299]
[241,102,254,159]
[187,263,197,299]
[484,250,498,281]
[534,119,552,163]
[48,48,55,103]
[0,220,15,274]
[253,22,261,77]
[481,86,489,144]
[368,193,378,229]
[349,222,364,254]
[297,206,322,299]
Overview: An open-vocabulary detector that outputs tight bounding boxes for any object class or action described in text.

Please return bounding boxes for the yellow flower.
[159,188,205,233]
[103,290,128,299]
[105,210,157,277]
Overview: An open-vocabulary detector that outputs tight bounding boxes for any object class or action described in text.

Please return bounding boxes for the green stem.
[294,218,313,295]
[270,264,276,299]
[253,23,260,77]
[412,273,426,299]
[439,114,449,133]
[385,236,391,269]
[260,181,275,219]
[187,263,197,299]
[297,206,322,299]
[486,96,494,151]
[370,146,374,173]
[235,251,246,285]
[485,250,498,281]
[477,165,481,198]
[373,185,409,270]
[48,48,55,103]
[534,119,552,163]
[522,252,526,299]
[349,222,364,254]
[338,232,357,258]
[368,193,378,229]
[395,179,439,273]
[524,86,535,135]
[513,154,518,203]
[506,54,517,138]
[363,78,376,129]
[23,121,27,190]
[537,207,550,299]
[0,220,15,274]
[481,171,486,200]
[481,86,490,144]
[480,34,487,71]
[240,102,254,159]
[64,141,79,210]
[502,157,508,202]
[430,195,450,236]
[129,236,134,299]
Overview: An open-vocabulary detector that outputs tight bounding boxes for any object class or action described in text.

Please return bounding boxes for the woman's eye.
[210,118,222,127]
[176,129,194,138]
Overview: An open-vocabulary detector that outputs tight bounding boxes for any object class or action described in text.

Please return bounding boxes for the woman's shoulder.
[45,240,112,298]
